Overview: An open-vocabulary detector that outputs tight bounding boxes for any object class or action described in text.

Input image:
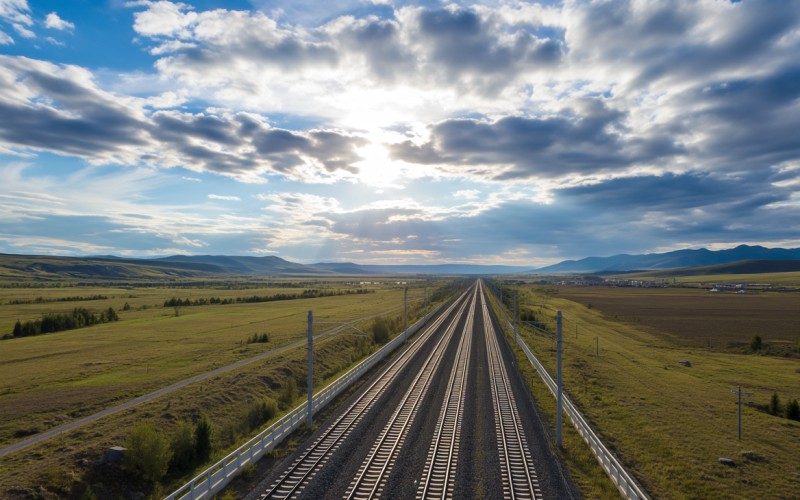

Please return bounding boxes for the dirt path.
[0,310,396,459]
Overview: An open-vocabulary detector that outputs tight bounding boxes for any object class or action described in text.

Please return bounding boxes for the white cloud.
[0,29,12,44]
[12,22,33,38]
[208,194,240,201]
[0,0,31,26]
[44,12,74,31]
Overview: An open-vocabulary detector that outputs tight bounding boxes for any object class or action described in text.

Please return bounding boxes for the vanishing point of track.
[481,282,542,500]
[260,289,471,500]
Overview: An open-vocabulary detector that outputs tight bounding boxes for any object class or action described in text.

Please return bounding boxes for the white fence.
[489,287,650,500]
[165,303,447,500]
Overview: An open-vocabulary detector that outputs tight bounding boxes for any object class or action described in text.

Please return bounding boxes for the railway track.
[415,285,477,499]
[259,288,472,500]
[344,287,474,499]
[480,282,542,500]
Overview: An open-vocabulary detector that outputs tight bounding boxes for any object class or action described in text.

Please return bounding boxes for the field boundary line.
[0,308,399,459]
[487,287,650,500]
[164,299,451,500]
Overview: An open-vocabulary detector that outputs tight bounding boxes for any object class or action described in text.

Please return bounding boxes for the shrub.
[126,421,172,482]
[247,398,278,430]
[279,377,298,408]
[750,334,763,351]
[194,417,213,463]
[371,317,391,344]
[169,421,197,473]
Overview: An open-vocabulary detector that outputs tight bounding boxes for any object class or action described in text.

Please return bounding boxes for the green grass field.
[0,283,421,446]
[500,284,800,499]
[0,279,447,498]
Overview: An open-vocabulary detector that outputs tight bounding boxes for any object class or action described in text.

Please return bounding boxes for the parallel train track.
[343,289,474,499]
[259,288,472,500]
[480,282,542,500]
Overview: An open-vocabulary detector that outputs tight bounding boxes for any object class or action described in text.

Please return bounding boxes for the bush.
[279,377,298,408]
[169,421,196,473]
[750,334,763,351]
[194,417,212,463]
[247,398,278,430]
[371,317,391,344]
[786,399,800,421]
[126,421,172,482]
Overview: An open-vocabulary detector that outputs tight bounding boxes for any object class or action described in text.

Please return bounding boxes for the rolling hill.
[534,245,800,274]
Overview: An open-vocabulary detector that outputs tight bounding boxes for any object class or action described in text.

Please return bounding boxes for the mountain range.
[533,245,800,273]
[1,244,799,280]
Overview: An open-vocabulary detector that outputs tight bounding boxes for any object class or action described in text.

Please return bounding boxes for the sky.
[0,0,799,267]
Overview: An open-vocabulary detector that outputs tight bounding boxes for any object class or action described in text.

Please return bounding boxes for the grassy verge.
[485,288,620,499]
[496,284,800,499]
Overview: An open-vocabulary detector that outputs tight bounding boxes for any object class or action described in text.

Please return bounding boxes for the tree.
[750,334,763,352]
[770,391,782,416]
[194,416,212,463]
[12,320,21,337]
[786,399,800,421]
[126,421,172,482]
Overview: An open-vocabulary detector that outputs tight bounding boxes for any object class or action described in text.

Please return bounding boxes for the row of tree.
[7,294,108,305]
[163,288,372,308]
[11,307,119,338]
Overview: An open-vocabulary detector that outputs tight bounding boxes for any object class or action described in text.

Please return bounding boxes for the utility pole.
[731,385,753,440]
[557,310,563,448]
[307,310,313,427]
[513,290,518,344]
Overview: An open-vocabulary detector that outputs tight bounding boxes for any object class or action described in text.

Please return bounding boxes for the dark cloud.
[391,100,681,179]
[0,56,365,182]
[681,65,800,172]
[0,63,151,159]
[411,7,564,93]
[338,18,416,82]
[572,0,800,91]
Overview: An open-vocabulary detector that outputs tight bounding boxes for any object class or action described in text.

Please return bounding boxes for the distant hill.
[0,253,531,281]
[534,245,800,274]
[622,259,800,278]
[354,263,532,275]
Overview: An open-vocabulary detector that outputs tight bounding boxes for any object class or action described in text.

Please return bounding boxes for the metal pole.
[557,310,563,448]
[513,291,518,344]
[307,310,313,427]
[403,287,408,331]
[738,385,743,440]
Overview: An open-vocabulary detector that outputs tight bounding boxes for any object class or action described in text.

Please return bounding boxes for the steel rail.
[259,288,473,500]
[480,282,541,500]
[344,285,475,500]
[416,285,477,499]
